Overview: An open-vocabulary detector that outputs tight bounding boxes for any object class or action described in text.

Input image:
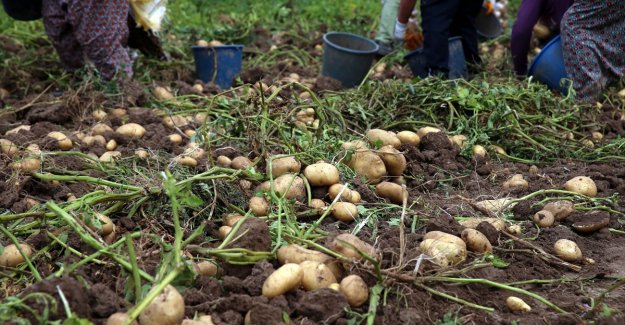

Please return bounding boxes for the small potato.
[162,115,189,129]
[0,243,33,267]
[397,131,420,146]
[267,173,306,201]
[82,135,95,146]
[111,108,127,117]
[47,131,73,150]
[218,226,232,240]
[309,199,327,210]
[135,149,149,159]
[249,196,269,216]
[474,198,516,214]
[239,179,252,191]
[12,157,41,173]
[377,145,406,176]
[490,145,506,155]
[168,134,183,144]
[506,296,531,312]
[472,145,487,158]
[192,83,204,94]
[348,150,387,184]
[116,123,146,139]
[502,174,528,190]
[271,156,301,178]
[262,263,303,298]
[184,143,206,160]
[223,213,244,227]
[331,202,358,222]
[528,165,539,174]
[193,261,218,277]
[106,139,117,151]
[564,176,597,197]
[276,244,342,278]
[0,139,18,156]
[554,239,582,262]
[304,162,340,186]
[92,109,107,121]
[300,261,337,291]
[198,315,215,325]
[154,86,174,100]
[543,201,575,220]
[176,156,198,168]
[507,224,522,235]
[533,210,554,228]
[417,126,442,139]
[105,312,138,325]
[366,129,401,149]
[194,112,208,124]
[461,229,492,253]
[216,155,232,168]
[591,131,603,141]
[83,213,115,236]
[449,134,468,148]
[231,156,253,170]
[340,275,369,307]
[196,39,209,47]
[208,40,224,47]
[93,135,107,146]
[330,233,377,260]
[139,285,185,325]
[328,183,352,201]
[341,140,368,151]
[375,181,407,204]
[350,191,362,204]
[92,123,113,136]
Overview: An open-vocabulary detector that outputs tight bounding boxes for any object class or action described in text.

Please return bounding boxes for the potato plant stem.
[126,266,183,324]
[125,234,143,303]
[416,283,494,312]
[0,225,42,281]
[33,173,143,192]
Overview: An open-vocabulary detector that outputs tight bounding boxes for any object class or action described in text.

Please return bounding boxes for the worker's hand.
[404,22,423,51]
[483,0,494,15]
[394,20,407,40]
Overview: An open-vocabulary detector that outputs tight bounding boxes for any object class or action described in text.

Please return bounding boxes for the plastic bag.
[129,0,167,32]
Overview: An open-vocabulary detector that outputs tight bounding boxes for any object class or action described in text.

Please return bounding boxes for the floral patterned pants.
[561,0,625,102]
[42,0,133,80]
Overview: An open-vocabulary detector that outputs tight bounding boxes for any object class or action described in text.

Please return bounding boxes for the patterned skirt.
[561,0,625,102]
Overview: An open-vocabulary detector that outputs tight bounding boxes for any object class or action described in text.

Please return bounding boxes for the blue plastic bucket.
[528,35,570,95]
[404,36,468,79]
[192,45,244,90]
[475,7,503,39]
[321,32,379,88]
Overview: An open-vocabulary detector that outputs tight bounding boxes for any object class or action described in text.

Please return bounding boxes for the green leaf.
[181,194,203,208]
[485,253,509,268]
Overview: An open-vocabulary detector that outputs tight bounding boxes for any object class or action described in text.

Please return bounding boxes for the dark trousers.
[421,0,482,78]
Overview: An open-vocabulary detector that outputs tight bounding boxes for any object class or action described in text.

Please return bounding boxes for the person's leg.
[376,0,402,55]
[42,0,84,72]
[449,0,482,67]
[421,0,458,77]
[67,0,133,80]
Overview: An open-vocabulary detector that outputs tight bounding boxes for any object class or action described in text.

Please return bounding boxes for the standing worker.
[376,0,423,55]
[510,0,573,76]
[561,0,625,102]
[395,0,483,78]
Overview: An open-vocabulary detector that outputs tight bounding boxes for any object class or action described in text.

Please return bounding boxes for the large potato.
[262,263,303,298]
[340,275,369,307]
[542,201,575,220]
[139,285,185,325]
[417,126,441,138]
[231,156,253,170]
[265,173,306,201]
[92,123,113,136]
[12,157,41,173]
[377,145,406,176]
[366,129,401,148]
[564,176,597,197]
[270,156,301,178]
[328,184,352,201]
[420,232,466,267]
[0,139,18,156]
[533,210,554,228]
[300,261,337,291]
[331,202,359,222]
[304,162,340,186]
[116,123,146,139]
[397,131,420,146]
[461,229,492,253]
[553,239,582,262]
[249,196,269,216]
[348,150,387,184]
[375,181,407,204]
[330,233,377,260]
[0,243,33,267]
[47,131,73,150]
[277,244,342,278]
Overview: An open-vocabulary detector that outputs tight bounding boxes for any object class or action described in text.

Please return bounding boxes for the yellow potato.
[115,123,146,139]
[375,181,407,204]
[420,231,467,267]
[162,115,189,129]
[377,145,406,176]
[533,210,554,228]
[0,139,18,156]
[397,131,420,146]
[349,191,362,204]
[154,86,174,100]
[139,285,185,325]
[303,162,340,186]
[449,134,468,148]
[223,213,244,227]
[92,109,107,121]
[542,201,575,220]
[196,40,209,47]
[5,125,30,135]
[262,263,303,298]
[503,174,528,189]
[218,226,232,240]
[472,145,487,158]
[490,145,506,155]
[564,176,597,197]
[231,156,253,170]
[105,312,138,325]
[328,183,352,201]
[461,229,492,253]
[271,156,301,178]
[276,244,342,278]
[339,275,369,307]
[168,134,183,144]
[135,149,149,159]
[83,213,115,236]
[309,199,327,210]
[331,202,358,222]
[193,261,218,277]
[184,143,206,160]
[459,217,506,231]
[300,261,337,291]
[330,233,377,260]
[506,296,531,312]
[111,108,127,117]
[366,129,401,149]
[216,155,232,168]
[92,123,113,136]
[553,239,582,262]
[47,131,73,150]
[175,156,198,168]
[0,243,33,267]
[249,196,269,216]
[348,149,387,184]
[341,140,368,151]
[417,126,442,138]
[262,173,306,201]
[106,139,117,151]
[12,157,41,173]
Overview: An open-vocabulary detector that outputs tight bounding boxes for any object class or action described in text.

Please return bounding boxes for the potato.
[330,233,377,260]
[223,213,244,227]
[564,176,597,197]
[377,145,406,176]
[366,129,401,149]
[328,283,341,291]
[461,229,492,253]
[111,108,127,117]
[216,155,232,168]
[249,196,269,216]
[276,244,342,278]
[304,162,340,186]
[472,145,487,158]
[25,144,41,155]
[262,173,306,200]
[218,226,232,240]
[350,191,362,204]
[12,157,41,173]
[193,261,218,277]
[208,40,223,47]
[47,131,73,150]
[83,213,115,236]
[198,315,215,325]
[553,239,582,262]
[0,139,18,156]
[92,123,113,136]
[92,109,107,121]
[115,123,146,139]
[139,285,185,325]
[417,126,442,138]
[0,243,33,267]
[162,115,189,129]
[105,312,138,325]
[174,156,197,168]
[420,232,467,267]
[331,202,358,222]
[591,131,603,141]
[93,135,107,146]
[490,145,506,155]
[196,39,209,47]
[506,296,531,312]
[339,275,369,307]
[154,86,174,100]
[502,174,528,190]
[300,261,337,291]
[348,150,387,184]
[271,156,301,178]
[231,156,252,170]
[528,165,539,174]
[341,140,368,151]
[0,87,8,100]
[375,181,407,204]
[474,198,516,214]
[262,263,303,298]
[103,139,116,151]
[168,134,182,145]
[5,125,30,135]
[310,199,327,210]
[533,210,554,228]
[135,149,149,159]
[542,201,575,220]
[184,143,206,160]
[449,134,468,148]
[328,183,352,201]
[397,131,420,146]
[239,179,252,191]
